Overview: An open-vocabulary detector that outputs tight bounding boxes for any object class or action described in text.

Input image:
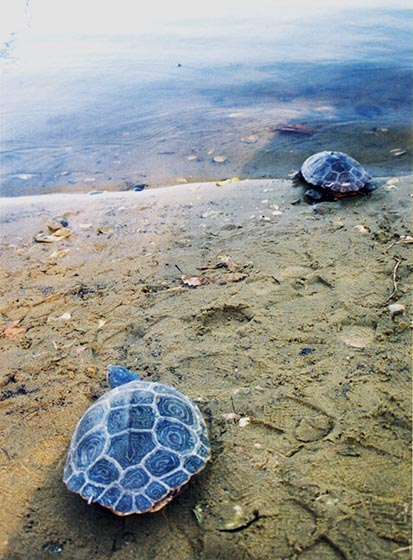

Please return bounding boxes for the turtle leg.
[304,187,325,202]
[291,170,307,187]
[107,365,140,388]
[361,182,377,194]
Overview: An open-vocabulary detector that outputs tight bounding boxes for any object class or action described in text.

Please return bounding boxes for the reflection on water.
[1,2,412,196]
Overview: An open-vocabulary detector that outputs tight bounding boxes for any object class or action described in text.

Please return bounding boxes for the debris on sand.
[274,123,315,135]
[388,303,405,319]
[34,227,72,243]
[3,320,29,339]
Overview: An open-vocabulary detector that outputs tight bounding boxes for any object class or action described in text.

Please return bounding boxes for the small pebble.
[388,303,405,318]
[201,209,220,218]
[47,217,68,232]
[299,347,315,356]
[42,542,63,554]
[240,135,258,144]
[213,156,227,164]
[222,412,239,421]
[354,224,368,234]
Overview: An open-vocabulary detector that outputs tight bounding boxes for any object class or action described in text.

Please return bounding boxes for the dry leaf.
[216,177,240,187]
[51,227,72,239]
[97,227,114,235]
[275,123,315,135]
[34,227,72,243]
[34,233,55,243]
[49,249,69,259]
[3,320,29,339]
[197,256,238,271]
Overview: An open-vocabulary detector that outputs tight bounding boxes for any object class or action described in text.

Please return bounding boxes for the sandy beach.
[0,176,411,559]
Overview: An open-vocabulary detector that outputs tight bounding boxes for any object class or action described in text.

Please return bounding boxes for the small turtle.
[295,151,375,201]
[63,365,210,515]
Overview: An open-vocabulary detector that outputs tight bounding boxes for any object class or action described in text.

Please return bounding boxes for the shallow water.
[1,1,412,196]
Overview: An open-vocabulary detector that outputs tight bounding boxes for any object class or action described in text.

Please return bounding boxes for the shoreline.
[0,176,411,559]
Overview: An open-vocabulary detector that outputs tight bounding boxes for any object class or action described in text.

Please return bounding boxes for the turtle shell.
[301,151,371,193]
[63,380,210,515]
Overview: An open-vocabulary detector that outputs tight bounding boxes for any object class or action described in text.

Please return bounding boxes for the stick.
[385,259,402,302]
[384,238,413,252]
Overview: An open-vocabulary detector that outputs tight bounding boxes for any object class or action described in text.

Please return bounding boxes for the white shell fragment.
[59,312,72,321]
[388,303,405,318]
[238,416,251,427]
[390,149,406,157]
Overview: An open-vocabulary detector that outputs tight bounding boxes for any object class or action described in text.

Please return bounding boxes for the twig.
[249,416,285,434]
[286,395,335,420]
[385,259,402,302]
[384,238,413,252]
[394,545,412,554]
[0,447,11,460]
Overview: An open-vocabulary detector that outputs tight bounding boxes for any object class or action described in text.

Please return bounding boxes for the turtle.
[63,365,210,515]
[294,151,375,201]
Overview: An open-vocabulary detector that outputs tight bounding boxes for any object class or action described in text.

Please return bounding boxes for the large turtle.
[295,151,375,201]
[63,365,210,515]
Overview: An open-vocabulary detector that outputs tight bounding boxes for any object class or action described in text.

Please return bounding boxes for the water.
[1,0,412,196]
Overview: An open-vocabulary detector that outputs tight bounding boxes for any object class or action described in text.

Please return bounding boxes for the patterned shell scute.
[63,380,210,515]
[301,151,371,193]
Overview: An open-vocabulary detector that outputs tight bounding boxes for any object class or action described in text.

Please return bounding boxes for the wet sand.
[0,177,411,559]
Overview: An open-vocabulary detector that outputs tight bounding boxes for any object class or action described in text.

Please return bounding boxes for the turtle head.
[107,365,141,388]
